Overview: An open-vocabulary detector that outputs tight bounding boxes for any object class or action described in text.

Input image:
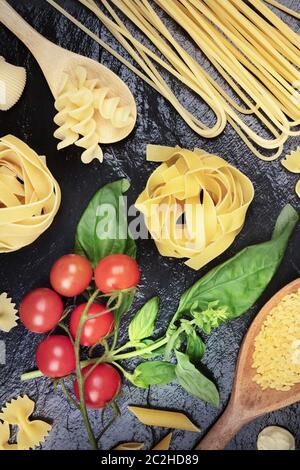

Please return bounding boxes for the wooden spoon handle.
[0,1,51,58]
[195,404,248,450]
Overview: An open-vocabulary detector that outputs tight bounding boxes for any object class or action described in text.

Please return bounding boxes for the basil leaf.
[137,339,166,359]
[173,205,298,323]
[129,297,159,342]
[186,331,206,365]
[175,351,219,407]
[164,327,184,361]
[74,179,136,268]
[132,361,176,388]
[114,289,136,335]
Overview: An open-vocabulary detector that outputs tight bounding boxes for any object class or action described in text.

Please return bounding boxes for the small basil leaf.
[129,297,159,342]
[137,339,166,359]
[132,361,176,388]
[164,327,184,361]
[175,351,219,407]
[74,179,136,268]
[186,331,206,365]
[114,289,136,335]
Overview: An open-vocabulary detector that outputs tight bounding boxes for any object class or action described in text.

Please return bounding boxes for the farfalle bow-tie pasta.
[0,135,61,253]
[136,145,254,270]
[0,396,51,450]
[54,66,135,164]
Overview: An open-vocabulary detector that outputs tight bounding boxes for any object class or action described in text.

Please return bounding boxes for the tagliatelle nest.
[0,135,61,252]
[0,292,18,332]
[136,145,254,270]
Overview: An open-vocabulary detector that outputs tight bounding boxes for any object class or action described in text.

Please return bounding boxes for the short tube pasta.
[128,406,200,432]
[0,135,61,252]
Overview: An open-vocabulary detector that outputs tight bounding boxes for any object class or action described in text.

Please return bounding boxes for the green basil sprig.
[171,204,298,328]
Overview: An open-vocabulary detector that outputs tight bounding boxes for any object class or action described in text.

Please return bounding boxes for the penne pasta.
[128,406,200,432]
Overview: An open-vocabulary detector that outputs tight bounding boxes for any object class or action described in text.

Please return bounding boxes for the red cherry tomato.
[74,364,121,409]
[20,288,63,333]
[36,335,75,378]
[94,254,141,294]
[69,302,114,347]
[50,254,93,297]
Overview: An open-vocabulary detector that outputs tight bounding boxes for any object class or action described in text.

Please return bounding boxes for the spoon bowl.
[196,278,300,450]
[0,0,137,145]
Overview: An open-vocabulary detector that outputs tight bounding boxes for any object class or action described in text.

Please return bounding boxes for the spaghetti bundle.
[0,135,61,252]
[48,0,300,160]
[136,145,254,270]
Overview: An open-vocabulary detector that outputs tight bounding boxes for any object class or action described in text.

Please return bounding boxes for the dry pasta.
[296,180,300,198]
[48,0,300,160]
[264,0,300,21]
[0,422,18,451]
[54,65,135,164]
[0,135,61,252]
[252,289,300,391]
[0,57,26,111]
[281,148,300,173]
[128,406,200,432]
[0,292,18,333]
[152,433,172,450]
[135,145,254,270]
[0,396,52,450]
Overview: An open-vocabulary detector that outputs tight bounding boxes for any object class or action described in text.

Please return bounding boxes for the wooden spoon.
[0,0,137,145]
[196,278,300,450]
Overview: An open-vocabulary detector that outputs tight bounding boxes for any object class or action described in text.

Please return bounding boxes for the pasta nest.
[54,66,135,164]
[0,135,61,253]
[136,145,254,270]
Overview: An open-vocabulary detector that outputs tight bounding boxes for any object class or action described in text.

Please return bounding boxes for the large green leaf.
[74,179,136,267]
[172,205,298,325]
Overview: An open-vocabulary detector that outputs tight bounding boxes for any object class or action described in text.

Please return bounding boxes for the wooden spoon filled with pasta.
[0,0,137,163]
[196,278,300,450]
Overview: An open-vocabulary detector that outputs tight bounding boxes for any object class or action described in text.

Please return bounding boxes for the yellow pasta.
[54,65,134,164]
[113,442,144,450]
[252,290,300,391]
[0,57,26,111]
[152,432,172,450]
[0,422,18,451]
[0,135,61,253]
[296,180,300,198]
[136,145,254,270]
[0,292,18,333]
[281,148,300,173]
[128,406,200,432]
[0,396,52,450]
[47,0,300,160]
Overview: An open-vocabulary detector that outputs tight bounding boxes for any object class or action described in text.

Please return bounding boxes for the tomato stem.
[75,289,100,450]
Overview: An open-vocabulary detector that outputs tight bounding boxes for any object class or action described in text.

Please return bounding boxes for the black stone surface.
[0,0,299,451]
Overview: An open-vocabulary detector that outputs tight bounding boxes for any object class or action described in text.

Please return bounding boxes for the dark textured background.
[0,0,300,451]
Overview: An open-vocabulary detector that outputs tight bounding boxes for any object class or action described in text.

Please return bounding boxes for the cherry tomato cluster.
[20,253,140,408]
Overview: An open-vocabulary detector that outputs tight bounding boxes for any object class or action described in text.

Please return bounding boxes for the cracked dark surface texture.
[0,0,300,451]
